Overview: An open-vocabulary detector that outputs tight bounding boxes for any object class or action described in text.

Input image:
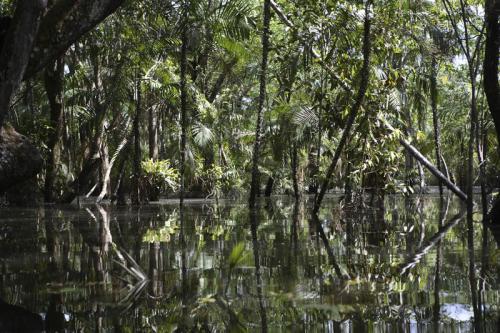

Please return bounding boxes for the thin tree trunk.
[467,69,478,239]
[313,1,372,214]
[442,0,484,245]
[264,176,274,197]
[430,56,444,196]
[97,127,130,203]
[403,103,415,188]
[43,56,65,202]
[479,118,488,217]
[148,104,158,160]
[131,78,142,205]
[180,1,189,209]
[291,143,301,201]
[249,0,271,208]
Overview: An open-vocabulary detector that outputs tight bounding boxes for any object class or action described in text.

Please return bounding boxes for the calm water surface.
[0,195,499,332]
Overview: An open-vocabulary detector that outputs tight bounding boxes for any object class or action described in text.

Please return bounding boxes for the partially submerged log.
[0,125,42,192]
[400,138,468,202]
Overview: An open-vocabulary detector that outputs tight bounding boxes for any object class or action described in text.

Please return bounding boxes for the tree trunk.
[97,130,129,203]
[131,78,142,205]
[313,1,372,214]
[430,56,444,196]
[43,56,65,202]
[0,0,47,128]
[148,104,159,160]
[264,175,274,197]
[291,143,301,201]
[179,1,189,209]
[249,0,271,208]
[466,68,479,241]
[483,0,500,147]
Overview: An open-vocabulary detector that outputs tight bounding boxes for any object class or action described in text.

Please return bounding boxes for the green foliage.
[228,241,252,269]
[142,159,179,196]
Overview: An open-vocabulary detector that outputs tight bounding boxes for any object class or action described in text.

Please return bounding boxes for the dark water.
[0,195,499,332]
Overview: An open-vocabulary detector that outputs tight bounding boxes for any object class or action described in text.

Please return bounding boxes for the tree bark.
[483,0,500,147]
[97,127,129,202]
[249,0,271,208]
[313,1,372,214]
[24,0,125,80]
[43,56,65,202]
[0,0,47,128]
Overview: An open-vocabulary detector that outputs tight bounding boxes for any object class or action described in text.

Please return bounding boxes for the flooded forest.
[0,0,500,332]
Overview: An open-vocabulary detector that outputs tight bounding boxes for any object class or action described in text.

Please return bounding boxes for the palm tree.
[249,0,271,208]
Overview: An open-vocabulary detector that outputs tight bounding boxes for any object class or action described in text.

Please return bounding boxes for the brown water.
[0,195,499,332]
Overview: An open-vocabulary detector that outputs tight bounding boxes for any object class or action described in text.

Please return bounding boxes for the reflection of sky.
[441,303,474,322]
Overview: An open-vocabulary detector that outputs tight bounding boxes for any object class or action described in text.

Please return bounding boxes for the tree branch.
[24,0,125,79]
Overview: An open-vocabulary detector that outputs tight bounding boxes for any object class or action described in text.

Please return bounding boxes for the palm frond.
[192,121,214,147]
[292,107,319,128]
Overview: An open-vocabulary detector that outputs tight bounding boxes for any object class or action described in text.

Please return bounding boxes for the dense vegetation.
[0,0,499,214]
[1,1,500,331]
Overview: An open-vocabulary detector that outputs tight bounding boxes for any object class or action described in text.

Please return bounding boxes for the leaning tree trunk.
[313,1,372,215]
[43,56,65,202]
[249,0,271,208]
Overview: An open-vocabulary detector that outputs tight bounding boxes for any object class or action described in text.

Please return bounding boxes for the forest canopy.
[0,0,499,211]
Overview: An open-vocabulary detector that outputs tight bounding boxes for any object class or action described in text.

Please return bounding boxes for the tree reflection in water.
[0,196,499,331]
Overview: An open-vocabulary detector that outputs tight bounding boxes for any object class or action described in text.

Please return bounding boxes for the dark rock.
[0,125,43,195]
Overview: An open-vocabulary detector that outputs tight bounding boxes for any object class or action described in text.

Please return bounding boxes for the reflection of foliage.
[142,225,178,243]
[143,213,178,243]
[2,197,499,330]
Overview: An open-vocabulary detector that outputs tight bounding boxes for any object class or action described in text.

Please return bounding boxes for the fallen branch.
[401,139,467,201]
[379,116,468,202]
